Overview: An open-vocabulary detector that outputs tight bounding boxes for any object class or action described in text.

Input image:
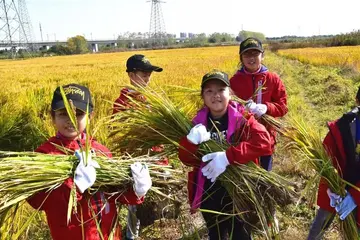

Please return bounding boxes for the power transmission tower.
[0,0,35,58]
[148,0,166,42]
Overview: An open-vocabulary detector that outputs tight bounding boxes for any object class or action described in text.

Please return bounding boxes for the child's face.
[52,109,90,139]
[129,71,152,87]
[202,80,230,118]
[241,50,263,73]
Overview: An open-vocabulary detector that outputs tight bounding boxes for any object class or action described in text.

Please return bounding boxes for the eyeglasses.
[242,51,262,58]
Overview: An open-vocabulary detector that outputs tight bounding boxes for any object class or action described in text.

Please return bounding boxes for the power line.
[0,0,35,58]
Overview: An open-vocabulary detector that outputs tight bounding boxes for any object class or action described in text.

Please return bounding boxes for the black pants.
[260,155,272,171]
[200,179,252,240]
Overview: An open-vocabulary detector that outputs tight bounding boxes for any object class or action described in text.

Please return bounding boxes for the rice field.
[0,46,240,151]
[278,45,360,72]
[0,45,358,239]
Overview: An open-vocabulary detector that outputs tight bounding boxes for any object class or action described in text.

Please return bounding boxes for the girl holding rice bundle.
[178,71,272,239]
[27,84,152,240]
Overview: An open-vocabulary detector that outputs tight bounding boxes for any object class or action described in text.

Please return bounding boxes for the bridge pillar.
[91,43,98,53]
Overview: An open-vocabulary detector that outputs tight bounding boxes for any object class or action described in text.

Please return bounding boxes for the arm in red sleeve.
[116,187,144,205]
[226,116,272,165]
[27,190,49,210]
[178,136,201,167]
[27,178,83,211]
[112,96,128,115]
[264,74,288,118]
[316,128,345,211]
[317,177,335,212]
[322,129,345,175]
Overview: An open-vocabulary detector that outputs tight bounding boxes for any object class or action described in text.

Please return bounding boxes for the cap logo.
[64,86,85,100]
[243,39,259,47]
[141,57,150,64]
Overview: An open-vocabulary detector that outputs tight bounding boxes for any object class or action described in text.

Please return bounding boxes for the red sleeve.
[316,177,335,212]
[112,94,129,115]
[27,140,111,210]
[178,136,200,167]
[316,130,342,211]
[27,178,82,210]
[264,74,288,118]
[323,131,344,174]
[27,189,49,210]
[225,116,272,165]
[117,188,145,205]
[27,144,78,210]
[323,127,360,207]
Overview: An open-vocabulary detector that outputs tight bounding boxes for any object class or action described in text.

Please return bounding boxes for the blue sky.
[26,0,360,41]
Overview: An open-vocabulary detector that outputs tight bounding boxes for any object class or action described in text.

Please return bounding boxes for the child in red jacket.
[112,54,166,240]
[307,88,360,239]
[27,84,152,240]
[230,37,288,171]
[178,71,272,240]
[113,54,162,114]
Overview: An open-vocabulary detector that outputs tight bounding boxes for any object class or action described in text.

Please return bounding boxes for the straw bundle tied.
[0,151,183,239]
[279,115,359,240]
[109,86,297,239]
[0,150,182,213]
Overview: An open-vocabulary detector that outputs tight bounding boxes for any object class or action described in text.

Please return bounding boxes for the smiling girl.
[229,37,288,171]
[178,70,272,240]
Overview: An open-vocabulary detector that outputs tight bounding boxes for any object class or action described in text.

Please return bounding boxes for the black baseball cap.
[51,84,94,113]
[126,54,163,73]
[201,71,230,89]
[239,37,264,55]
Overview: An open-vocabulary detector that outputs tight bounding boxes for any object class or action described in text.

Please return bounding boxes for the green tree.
[67,35,89,54]
[238,30,265,42]
[47,44,72,55]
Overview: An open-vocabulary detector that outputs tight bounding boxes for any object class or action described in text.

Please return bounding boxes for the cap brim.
[52,101,93,113]
[144,65,163,72]
[127,65,163,72]
[152,66,163,72]
[240,47,264,55]
[201,78,230,88]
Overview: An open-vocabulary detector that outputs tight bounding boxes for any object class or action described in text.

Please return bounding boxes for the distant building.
[180,32,187,38]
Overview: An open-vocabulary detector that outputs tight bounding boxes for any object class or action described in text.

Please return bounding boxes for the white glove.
[246,100,267,117]
[186,124,211,145]
[131,162,152,198]
[74,150,100,193]
[201,152,230,182]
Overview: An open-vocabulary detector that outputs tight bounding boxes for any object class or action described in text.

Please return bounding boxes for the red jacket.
[113,87,168,165]
[27,133,143,240]
[112,88,147,115]
[178,101,272,211]
[317,109,360,225]
[230,66,288,148]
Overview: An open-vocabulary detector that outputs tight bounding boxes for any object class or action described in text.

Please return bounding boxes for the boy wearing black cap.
[178,70,272,240]
[112,55,165,240]
[27,84,152,240]
[230,37,288,171]
[113,54,162,114]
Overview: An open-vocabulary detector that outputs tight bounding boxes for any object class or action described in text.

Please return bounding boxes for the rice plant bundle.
[110,86,297,239]
[279,116,358,240]
[0,151,182,218]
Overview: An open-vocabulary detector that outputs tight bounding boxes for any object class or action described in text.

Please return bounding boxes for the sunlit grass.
[278,46,360,72]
